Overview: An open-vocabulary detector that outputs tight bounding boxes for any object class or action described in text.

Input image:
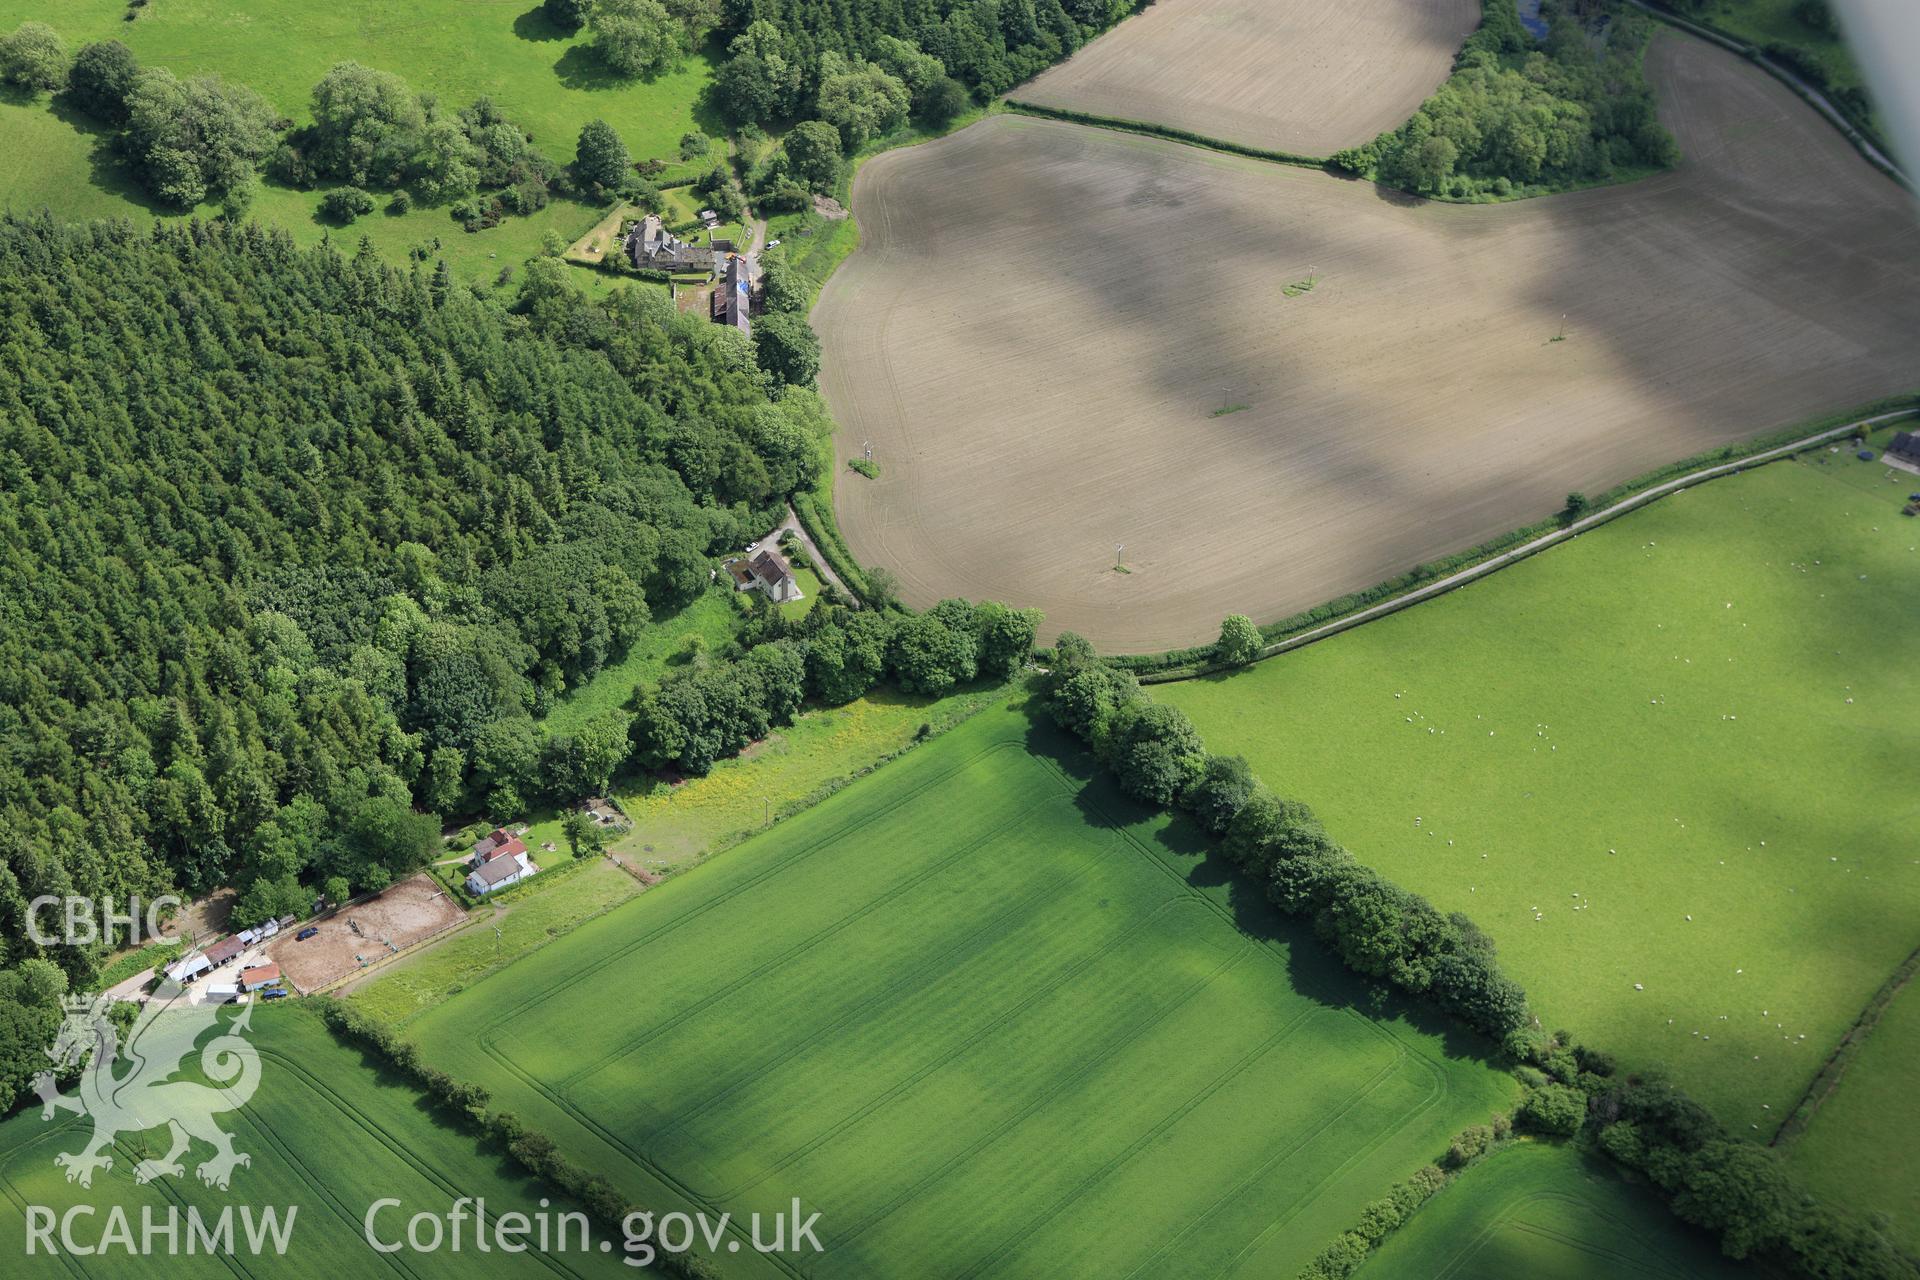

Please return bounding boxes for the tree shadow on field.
[327,1026,601,1214]
[1017,699,1497,1068]
[514,5,570,42]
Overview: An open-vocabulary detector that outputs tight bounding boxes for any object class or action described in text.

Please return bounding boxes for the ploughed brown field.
[1009,0,1479,157]
[815,32,1920,651]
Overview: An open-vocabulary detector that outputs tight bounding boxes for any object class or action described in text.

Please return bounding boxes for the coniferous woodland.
[0,214,824,989]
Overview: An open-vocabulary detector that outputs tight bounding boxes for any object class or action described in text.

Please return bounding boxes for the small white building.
[466,850,535,896]
[724,547,802,604]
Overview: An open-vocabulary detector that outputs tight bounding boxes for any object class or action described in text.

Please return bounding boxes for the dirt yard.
[815,32,1920,651]
[267,873,466,993]
[1009,0,1479,156]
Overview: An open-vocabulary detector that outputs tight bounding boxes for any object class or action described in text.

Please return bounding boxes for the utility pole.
[764,796,772,828]
[1115,542,1124,570]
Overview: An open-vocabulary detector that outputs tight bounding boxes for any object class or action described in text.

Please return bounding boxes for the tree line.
[317,999,723,1277]
[0,25,626,230]
[1042,636,1915,1280]
[0,214,823,989]
[1332,0,1680,199]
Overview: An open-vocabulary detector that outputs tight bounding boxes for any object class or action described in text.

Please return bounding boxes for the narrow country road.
[1627,0,1907,182]
[1236,412,1912,668]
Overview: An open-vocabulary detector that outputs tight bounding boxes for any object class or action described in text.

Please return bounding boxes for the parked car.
[261,988,289,1001]
[296,926,318,941]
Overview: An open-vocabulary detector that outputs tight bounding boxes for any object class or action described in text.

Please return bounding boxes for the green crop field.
[0,0,717,288]
[1358,1142,1749,1279]
[0,1005,631,1276]
[1787,975,1920,1252]
[405,700,1514,1278]
[1161,449,1920,1135]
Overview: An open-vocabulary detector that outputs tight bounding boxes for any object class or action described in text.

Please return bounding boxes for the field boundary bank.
[1628,0,1908,188]
[1770,942,1920,1148]
[1122,396,1920,682]
[1000,101,1333,171]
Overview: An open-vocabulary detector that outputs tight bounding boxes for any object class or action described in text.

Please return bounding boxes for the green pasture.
[1161,452,1920,1134]
[406,701,1514,1279]
[1359,1142,1749,1279]
[1787,975,1920,1251]
[0,0,716,287]
[0,1005,630,1276]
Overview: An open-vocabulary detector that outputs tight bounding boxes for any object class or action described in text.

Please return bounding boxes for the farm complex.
[1,0,1917,1275]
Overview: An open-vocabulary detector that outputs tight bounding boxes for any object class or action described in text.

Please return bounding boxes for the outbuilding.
[238,964,281,992]
[166,953,212,984]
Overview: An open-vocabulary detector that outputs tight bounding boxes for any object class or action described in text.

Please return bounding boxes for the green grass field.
[1786,974,1920,1252]
[403,700,1514,1279]
[1359,1142,1749,1279]
[0,0,717,288]
[541,587,746,737]
[0,1004,632,1276]
[1161,451,1920,1134]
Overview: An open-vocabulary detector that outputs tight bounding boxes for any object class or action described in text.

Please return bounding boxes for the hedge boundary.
[1628,0,1908,190]
[1118,394,1920,680]
[1770,942,1920,1148]
[314,998,722,1277]
[1000,100,1332,170]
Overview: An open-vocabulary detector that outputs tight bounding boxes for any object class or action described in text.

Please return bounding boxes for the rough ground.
[1010,0,1480,156]
[816,33,1920,650]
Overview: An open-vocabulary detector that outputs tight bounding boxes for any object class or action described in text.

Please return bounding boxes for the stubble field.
[1010,0,1479,157]
[1158,452,1920,1147]
[816,33,1920,650]
[407,703,1514,1279]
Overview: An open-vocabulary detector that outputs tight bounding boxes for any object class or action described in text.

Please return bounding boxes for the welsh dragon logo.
[33,982,263,1190]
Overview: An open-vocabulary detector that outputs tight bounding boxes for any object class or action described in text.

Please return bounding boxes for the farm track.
[817,32,1920,650]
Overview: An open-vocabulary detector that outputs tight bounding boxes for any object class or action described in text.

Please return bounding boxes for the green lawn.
[0,0,718,288]
[1161,451,1920,1134]
[541,586,745,737]
[1359,1142,1750,1279]
[404,700,1514,1279]
[1786,974,1920,1252]
[0,1004,633,1276]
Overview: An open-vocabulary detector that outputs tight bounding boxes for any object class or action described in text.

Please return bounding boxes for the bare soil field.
[1009,0,1480,157]
[815,33,1920,650]
[267,872,466,992]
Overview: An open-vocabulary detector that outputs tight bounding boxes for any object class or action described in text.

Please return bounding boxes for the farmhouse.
[238,964,281,992]
[711,254,756,335]
[466,848,536,895]
[472,833,528,869]
[625,214,714,274]
[1884,431,1920,475]
[726,547,802,603]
